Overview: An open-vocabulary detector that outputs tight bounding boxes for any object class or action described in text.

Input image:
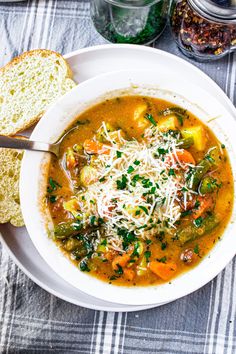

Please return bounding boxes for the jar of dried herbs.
[90,0,169,45]
[170,0,236,60]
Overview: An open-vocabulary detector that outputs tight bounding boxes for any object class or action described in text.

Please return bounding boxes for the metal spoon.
[0,126,78,158]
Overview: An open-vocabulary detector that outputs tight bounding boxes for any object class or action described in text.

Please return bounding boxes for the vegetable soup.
[45,96,233,286]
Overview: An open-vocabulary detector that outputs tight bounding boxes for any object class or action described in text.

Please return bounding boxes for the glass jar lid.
[189,0,236,23]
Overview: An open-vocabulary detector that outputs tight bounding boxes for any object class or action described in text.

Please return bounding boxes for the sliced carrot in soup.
[149,261,177,281]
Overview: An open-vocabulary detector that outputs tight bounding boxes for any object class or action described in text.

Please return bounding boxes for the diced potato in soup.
[181,126,206,151]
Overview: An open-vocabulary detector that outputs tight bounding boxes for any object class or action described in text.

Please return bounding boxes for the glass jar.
[170,0,236,60]
[90,0,169,45]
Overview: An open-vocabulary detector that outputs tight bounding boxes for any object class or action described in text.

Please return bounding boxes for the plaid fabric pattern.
[0,1,236,353]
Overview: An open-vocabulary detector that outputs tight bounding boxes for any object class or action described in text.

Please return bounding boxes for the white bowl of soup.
[20,70,236,306]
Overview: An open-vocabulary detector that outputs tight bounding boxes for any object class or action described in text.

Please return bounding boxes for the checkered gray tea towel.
[0,1,236,353]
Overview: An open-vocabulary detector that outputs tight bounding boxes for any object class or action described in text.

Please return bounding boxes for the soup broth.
[45,96,233,286]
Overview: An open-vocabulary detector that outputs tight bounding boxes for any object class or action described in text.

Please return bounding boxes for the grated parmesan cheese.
[71,124,194,251]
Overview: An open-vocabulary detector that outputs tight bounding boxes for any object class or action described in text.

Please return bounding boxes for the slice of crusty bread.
[0,49,76,136]
[0,144,24,227]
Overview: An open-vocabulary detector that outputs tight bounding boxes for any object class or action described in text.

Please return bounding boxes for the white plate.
[1,44,236,311]
[20,69,236,305]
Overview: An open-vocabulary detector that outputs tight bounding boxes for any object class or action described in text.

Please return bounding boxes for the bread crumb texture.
[0,147,24,226]
[0,49,76,136]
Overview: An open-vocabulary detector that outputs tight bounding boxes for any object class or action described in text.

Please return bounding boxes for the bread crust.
[0,49,76,136]
[0,49,73,79]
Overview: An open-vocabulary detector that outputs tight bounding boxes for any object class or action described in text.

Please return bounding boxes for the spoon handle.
[0,135,58,156]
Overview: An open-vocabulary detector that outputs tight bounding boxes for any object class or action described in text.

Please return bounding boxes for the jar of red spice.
[170,0,236,60]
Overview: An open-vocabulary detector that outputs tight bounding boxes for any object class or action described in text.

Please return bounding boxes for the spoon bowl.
[0,126,79,157]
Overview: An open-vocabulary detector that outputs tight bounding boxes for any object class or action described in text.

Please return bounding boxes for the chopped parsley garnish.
[221,144,225,149]
[101,239,107,246]
[115,264,123,275]
[142,178,153,188]
[71,221,82,231]
[144,250,151,262]
[48,195,57,203]
[86,251,94,259]
[210,178,222,189]
[80,260,90,272]
[137,224,147,230]
[205,155,215,163]
[194,200,200,209]
[134,160,140,166]
[99,177,106,182]
[83,237,94,254]
[185,167,194,182]
[98,217,105,224]
[132,243,140,258]
[131,174,142,186]
[157,256,167,263]
[116,174,128,190]
[157,148,168,155]
[47,177,61,193]
[127,166,135,174]
[116,151,122,158]
[90,215,96,225]
[181,210,192,217]
[162,197,166,205]
[161,242,167,250]
[194,216,203,228]
[144,113,157,126]
[129,259,136,264]
[135,210,141,216]
[139,206,149,215]
[168,168,175,176]
[117,228,137,249]
[194,244,200,254]
[149,186,156,194]
[143,187,156,196]
[145,239,152,245]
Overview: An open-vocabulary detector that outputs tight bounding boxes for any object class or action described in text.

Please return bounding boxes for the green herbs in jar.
[90,0,168,45]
